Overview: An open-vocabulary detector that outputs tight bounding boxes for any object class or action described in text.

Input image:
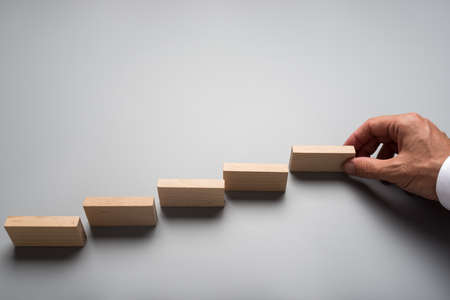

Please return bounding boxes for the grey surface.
[1,0,450,299]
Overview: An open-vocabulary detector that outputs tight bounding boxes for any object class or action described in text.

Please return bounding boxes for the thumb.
[343,157,395,181]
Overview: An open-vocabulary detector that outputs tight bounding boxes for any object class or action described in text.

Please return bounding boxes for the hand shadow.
[350,176,450,243]
[291,171,450,268]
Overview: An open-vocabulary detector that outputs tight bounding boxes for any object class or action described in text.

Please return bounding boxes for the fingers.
[356,139,380,157]
[376,143,397,160]
[343,157,397,182]
[344,115,401,152]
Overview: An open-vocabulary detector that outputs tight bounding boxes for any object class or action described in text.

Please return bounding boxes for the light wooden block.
[289,145,356,172]
[83,197,157,226]
[223,163,288,191]
[4,216,86,247]
[157,179,225,207]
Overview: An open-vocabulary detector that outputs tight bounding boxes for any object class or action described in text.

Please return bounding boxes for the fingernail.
[343,160,355,175]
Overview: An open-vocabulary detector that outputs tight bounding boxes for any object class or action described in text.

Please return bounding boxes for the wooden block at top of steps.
[223,163,288,191]
[289,145,355,172]
[4,216,87,247]
[157,179,225,207]
[83,197,157,227]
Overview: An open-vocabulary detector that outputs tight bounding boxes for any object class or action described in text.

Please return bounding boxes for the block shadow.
[290,171,351,183]
[161,207,224,219]
[89,226,156,239]
[225,191,285,203]
[12,246,84,261]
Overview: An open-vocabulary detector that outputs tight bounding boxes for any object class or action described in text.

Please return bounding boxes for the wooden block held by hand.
[4,216,87,247]
[223,163,288,191]
[289,145,355,172]
[157,179,225,207]
[83,197,157,226]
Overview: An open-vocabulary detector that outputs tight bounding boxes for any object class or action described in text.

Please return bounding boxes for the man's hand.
[343,113,450,200]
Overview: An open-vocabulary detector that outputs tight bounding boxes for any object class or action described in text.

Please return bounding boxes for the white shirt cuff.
[437,156,450,210]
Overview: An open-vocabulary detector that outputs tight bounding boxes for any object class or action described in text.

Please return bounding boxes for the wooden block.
[289,145,355,172]
[223,163,288,191]
[83,197,157,226]
[4,216,86,247]
[157,179,225,207]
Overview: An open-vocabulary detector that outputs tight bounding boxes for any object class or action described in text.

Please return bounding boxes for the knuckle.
[366,117,377,129]
[423,120,432,133]
[389,160,411,184]
[407,112,422,119]
[399,112,423,127]
[396,163,410,177]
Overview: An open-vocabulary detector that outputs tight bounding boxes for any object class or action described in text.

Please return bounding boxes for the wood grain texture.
[83,197,157,226]
[289,145,356,172]
[4,216,87,247]
[157,179,225,207]
[223,163,288,191]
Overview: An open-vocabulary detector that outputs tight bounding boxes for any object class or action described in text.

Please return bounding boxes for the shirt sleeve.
[437,156,450,210]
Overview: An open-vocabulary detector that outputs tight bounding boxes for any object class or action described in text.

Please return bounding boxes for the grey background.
[1,0,450,299]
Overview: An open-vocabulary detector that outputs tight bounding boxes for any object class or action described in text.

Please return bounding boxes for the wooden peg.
[223,163,288,191]
[83,197,157,226]
[157,179,225,207]
[4,216,87,247]
[289,145,355,172]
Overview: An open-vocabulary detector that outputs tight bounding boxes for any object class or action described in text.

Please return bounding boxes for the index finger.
[344,114,401,151]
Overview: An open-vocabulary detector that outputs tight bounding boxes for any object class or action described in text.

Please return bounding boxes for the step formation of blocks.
[83,197,157,227]
[223,163,288,191]
[3,145,355,247]
[4,216,86,247]
[289,145,356,172]
[157,179,225,207]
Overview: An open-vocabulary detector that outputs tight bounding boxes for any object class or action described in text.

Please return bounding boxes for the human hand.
[343,113,450,200]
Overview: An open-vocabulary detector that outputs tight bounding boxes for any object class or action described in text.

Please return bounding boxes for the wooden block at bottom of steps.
[289,145,356,172]
[223,163,288,191]
[83,197,157,227]
[157,179,225,207]
[4,216,87,247]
